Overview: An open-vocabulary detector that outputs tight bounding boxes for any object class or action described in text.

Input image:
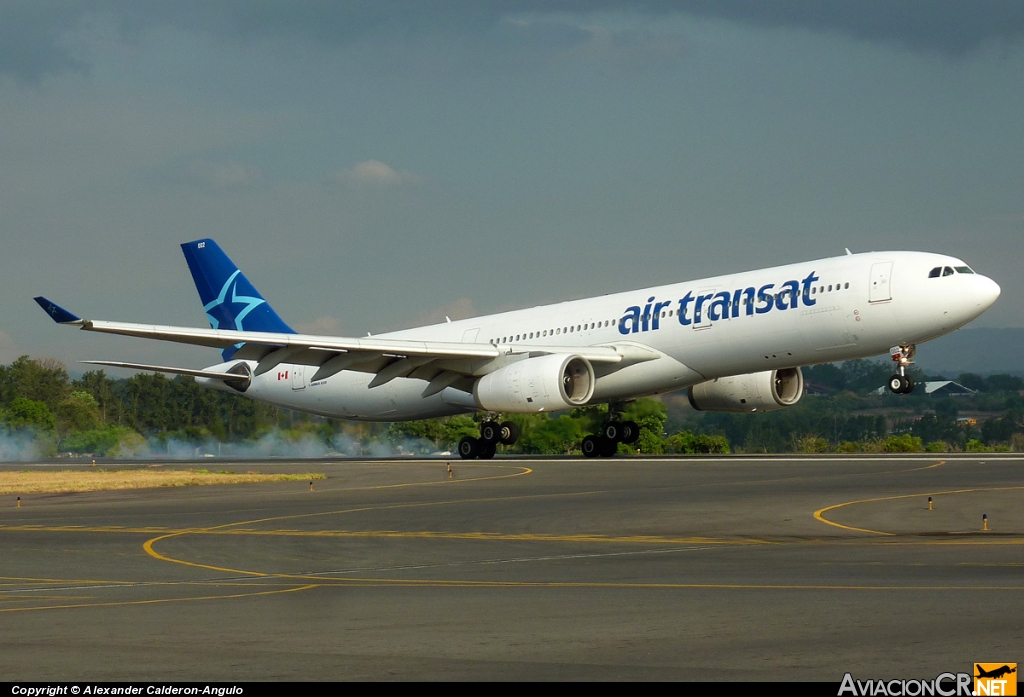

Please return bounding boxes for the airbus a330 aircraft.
[35,239,999,458]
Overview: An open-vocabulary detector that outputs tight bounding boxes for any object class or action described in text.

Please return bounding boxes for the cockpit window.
[928,267,941,278]
[955,266,974,274]
[942,266,954,276]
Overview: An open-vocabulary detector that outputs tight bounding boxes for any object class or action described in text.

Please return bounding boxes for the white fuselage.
[200,251,1000,421]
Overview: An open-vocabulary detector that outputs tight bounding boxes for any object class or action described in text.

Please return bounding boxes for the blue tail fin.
[181,239,295,361]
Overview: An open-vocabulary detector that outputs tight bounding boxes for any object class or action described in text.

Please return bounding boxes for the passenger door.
[869,262,893,303]
[291,364,306,391]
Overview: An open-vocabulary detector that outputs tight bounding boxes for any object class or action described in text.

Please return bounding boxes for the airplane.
[35,239,1000,459]
[975,665,1016,680]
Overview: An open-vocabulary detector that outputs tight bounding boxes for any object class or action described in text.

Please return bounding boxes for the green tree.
[881,434,924,452]
[5,397,56,432]
[56,391,101,436]
[73,370,120,423]
[665,431,731,454]
[518,414,585,455]
[0,356,70,410]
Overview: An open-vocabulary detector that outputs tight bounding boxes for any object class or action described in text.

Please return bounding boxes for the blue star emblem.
[203,270,266,331]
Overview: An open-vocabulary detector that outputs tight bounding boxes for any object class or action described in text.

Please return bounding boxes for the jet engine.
[687,367,803,413]
[474,354,595,413]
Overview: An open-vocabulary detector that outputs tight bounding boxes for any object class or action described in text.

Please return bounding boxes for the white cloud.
[332,160,418,186]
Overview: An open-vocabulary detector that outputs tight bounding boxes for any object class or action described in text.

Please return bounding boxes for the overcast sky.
[2,1,1023,370]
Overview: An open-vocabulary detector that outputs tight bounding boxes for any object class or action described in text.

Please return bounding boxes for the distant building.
[803,381,832,396]
[872,381,977,396]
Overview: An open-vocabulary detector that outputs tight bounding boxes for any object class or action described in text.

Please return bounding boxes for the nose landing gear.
[458,417,520,459]
[888,344,916,394]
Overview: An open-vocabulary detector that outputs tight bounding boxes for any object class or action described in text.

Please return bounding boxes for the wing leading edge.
[33,297,642,384]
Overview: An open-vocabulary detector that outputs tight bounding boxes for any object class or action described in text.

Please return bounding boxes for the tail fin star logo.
[203,270,266,331]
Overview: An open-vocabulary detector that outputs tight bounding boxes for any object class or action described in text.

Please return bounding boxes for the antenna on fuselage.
[845,248,852,255]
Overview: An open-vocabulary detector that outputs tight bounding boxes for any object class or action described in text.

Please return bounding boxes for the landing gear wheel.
[458,436,479,459]
[499,421,520,446]
[903,376,915,394]
[480,420,502,443]
[477,441,496,459]
[603,421,623,442]
[888,375,906,394]
[581,435,601,458]
[620,420,640,444]
[598,437,618,458]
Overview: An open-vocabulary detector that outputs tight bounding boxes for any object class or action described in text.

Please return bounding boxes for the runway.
[2,455,1022,681]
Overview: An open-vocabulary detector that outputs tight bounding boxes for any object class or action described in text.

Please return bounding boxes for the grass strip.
[0,470,326,495]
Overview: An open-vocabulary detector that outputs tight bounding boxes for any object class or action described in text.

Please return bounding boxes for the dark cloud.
[2,1,1023,81]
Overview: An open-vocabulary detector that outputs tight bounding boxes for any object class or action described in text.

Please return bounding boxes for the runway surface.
[2,455,1023,681]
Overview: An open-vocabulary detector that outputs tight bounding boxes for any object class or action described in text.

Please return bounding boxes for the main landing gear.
[888,344,916,394]
[458,418,520,460]
[581,406,640,458]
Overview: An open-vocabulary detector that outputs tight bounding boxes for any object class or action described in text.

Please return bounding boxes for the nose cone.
[975,275,1001,310]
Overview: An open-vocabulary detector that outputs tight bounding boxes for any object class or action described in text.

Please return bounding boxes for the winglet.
[33,297,83,324]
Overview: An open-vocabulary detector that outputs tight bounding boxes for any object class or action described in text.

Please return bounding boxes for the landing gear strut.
[582,404,640,458]
[888,344,916,394]
[458,417,520,459]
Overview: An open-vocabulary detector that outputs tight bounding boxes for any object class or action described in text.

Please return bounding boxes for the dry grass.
[0,469,327,495]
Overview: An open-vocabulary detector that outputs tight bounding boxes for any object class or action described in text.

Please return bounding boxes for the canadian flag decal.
[277,370,289,381]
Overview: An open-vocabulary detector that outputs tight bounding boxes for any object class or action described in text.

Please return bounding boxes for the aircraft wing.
[34,297,645,386]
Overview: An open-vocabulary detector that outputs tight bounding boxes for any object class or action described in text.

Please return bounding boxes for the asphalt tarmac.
[1,455,1022,681]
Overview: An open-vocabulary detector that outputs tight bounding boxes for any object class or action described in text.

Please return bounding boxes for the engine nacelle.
[474,354,595,413]
[687,367,804,413]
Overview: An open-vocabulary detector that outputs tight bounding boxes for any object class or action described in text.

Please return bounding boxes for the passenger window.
[844,282,849,289]
[955,266,974,274]
[928,267,941,278]
[943,266,954,276]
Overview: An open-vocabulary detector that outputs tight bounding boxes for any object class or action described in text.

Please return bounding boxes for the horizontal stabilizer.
[81,360,248,382]
[34,297,82,324]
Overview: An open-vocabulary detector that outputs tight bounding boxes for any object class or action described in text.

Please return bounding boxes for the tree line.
[1,355,1022,459]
